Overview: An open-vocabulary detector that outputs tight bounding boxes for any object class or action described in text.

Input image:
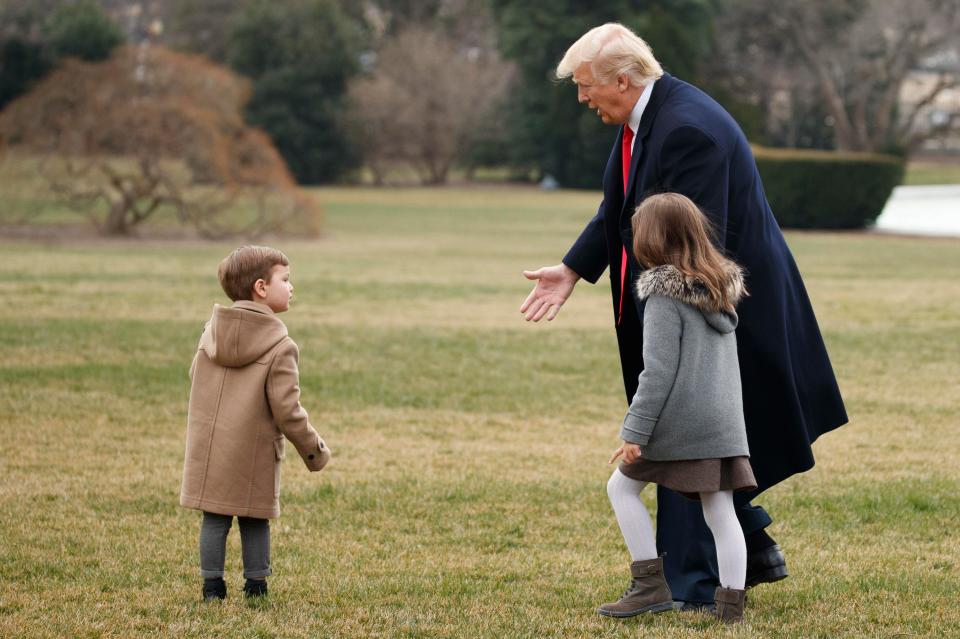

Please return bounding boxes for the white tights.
[606,468,747,589]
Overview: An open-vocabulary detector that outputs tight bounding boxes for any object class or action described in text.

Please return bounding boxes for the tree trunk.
[103,201,131,236]
[785,22,857,150]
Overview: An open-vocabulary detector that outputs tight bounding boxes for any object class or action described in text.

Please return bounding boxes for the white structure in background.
[901,49,960,155]
[878,48,960,237]
[874,185,960,237]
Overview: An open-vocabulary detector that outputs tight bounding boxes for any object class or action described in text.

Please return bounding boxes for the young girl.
[598,193,756,624]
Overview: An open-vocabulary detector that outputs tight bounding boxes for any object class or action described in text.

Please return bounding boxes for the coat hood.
[199,300,288,367]
[635,263,746,334]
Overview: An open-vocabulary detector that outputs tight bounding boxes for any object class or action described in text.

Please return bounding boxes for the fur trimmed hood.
[635,263,746,334]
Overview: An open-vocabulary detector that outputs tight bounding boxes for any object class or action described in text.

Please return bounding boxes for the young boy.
[180,245,330,601]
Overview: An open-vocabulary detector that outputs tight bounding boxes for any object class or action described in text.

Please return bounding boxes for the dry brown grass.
[1,186,958,638]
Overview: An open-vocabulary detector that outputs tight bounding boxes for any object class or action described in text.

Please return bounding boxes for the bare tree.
[714,0,960,153]
[164,0,237,62]
[0,44,320,237]
[347,25,512,185]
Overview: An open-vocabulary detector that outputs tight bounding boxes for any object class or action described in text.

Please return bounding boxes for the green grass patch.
[904,159,960,185]
[1,186,959,637]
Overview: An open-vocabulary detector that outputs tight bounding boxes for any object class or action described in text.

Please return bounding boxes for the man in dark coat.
[521,23,848,607]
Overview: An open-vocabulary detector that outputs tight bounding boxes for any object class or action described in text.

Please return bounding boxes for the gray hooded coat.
[620,264,750,461]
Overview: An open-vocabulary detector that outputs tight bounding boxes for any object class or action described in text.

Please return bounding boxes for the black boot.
[243,578,268,598]
[202,577,226,602]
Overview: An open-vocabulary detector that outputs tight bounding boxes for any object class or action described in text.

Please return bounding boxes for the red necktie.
[618,126,634,326]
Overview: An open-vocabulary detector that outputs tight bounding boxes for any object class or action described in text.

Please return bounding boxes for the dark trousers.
[199,511,272,580]
[656,486,772,603]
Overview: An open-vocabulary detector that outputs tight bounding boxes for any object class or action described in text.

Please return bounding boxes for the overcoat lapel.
[619,74,674,224]
[607,128,625,211]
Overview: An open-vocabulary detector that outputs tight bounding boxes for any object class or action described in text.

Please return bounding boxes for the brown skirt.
[619,455,757,500]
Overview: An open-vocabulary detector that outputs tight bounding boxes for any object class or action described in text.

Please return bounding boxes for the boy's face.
[253,264,293,313]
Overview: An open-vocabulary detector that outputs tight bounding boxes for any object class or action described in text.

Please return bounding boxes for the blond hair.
[631,193,744,313]
[556,23,663,87]
[217,245,289,301]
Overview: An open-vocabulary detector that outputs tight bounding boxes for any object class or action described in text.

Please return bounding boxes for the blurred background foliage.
[0,0,957,223]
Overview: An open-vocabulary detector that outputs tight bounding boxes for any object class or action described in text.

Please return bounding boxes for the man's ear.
[617,74,631,92]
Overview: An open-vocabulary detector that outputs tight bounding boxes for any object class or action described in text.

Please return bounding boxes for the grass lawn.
[904,159,960,185]
[1,186,959,638]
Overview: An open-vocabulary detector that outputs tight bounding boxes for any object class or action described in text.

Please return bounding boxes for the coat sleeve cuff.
[562,255,602,285]
[304,436,331,472]
[620,413,656,445]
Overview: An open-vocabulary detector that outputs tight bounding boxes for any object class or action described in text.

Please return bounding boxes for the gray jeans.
[199,511,271,579]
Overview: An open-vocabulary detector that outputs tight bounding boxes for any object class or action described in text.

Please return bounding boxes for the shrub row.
[753,146,905,229]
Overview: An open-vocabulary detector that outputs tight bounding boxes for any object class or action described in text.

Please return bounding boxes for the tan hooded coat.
[180,300,329,519]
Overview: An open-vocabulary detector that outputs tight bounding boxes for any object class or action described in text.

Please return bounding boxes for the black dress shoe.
[745,543,788,589]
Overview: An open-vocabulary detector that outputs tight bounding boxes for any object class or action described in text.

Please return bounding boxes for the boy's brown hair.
[217,245,289,301]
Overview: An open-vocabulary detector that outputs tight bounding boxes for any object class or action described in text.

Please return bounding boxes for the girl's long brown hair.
[631,193,744,312]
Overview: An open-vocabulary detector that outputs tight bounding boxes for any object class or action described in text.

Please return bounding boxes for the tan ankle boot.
[713,586,746,623]
[597,557,674,618]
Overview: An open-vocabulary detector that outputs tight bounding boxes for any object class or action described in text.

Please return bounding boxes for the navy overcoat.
[563,74,847,492]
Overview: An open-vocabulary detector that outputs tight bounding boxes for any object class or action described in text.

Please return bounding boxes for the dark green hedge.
[754,147,905,229]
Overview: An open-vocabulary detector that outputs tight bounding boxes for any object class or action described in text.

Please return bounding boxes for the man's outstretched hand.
[520,263,580,322]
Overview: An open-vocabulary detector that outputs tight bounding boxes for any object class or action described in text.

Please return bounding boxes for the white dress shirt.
[626,80,656,153]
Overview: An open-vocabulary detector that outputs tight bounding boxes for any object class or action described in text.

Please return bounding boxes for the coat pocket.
[273,436,286,460]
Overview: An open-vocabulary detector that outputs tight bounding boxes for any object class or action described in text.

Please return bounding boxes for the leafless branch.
[0,45,321,238]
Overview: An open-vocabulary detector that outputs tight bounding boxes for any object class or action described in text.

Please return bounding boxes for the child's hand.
[609,442,642,464]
